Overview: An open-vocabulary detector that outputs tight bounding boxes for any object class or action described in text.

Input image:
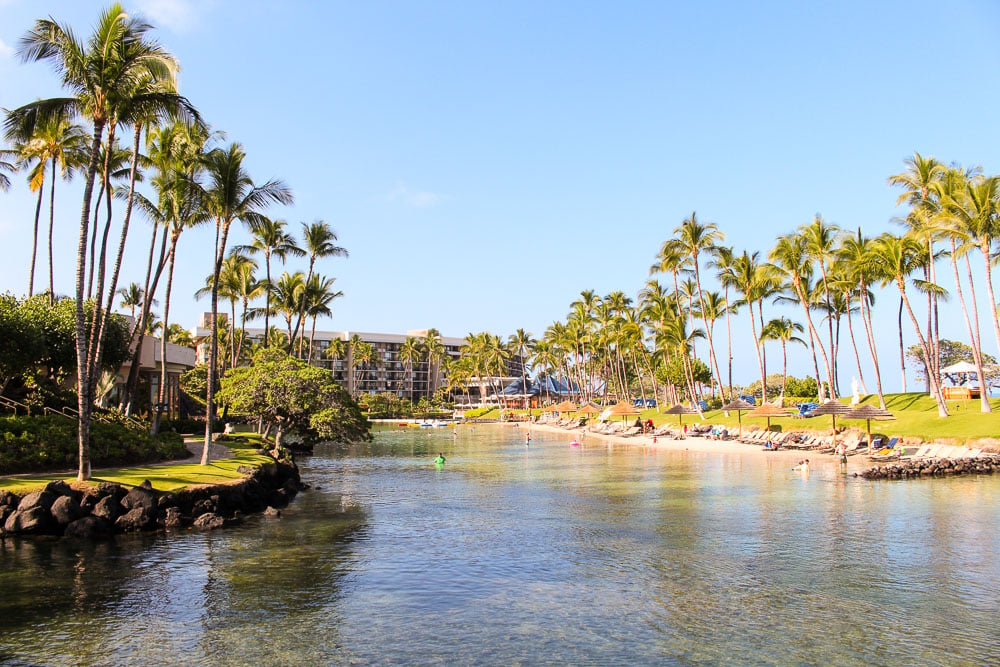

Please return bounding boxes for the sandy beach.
[510,420,849,469]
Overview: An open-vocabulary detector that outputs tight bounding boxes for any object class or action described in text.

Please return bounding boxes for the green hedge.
[0,415,188,474]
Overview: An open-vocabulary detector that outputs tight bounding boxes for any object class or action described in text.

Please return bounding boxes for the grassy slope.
[0,439,273,496]
[641,393,1000,445]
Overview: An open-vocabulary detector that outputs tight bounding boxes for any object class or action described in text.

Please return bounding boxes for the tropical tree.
[760,317,805,401]
[11,4,196,480]
[292,220,347,354]
[235,215,303,347]
[508,328,535,406]
[199,142,292,464]
[398,336,424,400]
[303,273,343,361]
[423,328,446,400]
[799,214,841,394]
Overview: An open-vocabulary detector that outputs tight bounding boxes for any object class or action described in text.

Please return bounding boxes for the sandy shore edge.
[506,420,849,468]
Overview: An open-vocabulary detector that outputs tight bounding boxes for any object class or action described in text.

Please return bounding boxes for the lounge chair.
[621,426,642,437]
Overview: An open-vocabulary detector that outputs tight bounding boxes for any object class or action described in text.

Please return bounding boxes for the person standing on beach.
[835,442,847,472]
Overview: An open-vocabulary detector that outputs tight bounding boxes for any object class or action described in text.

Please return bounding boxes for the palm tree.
[508,328,535,407]
[292,221,347,354]
[269,271,307,344]
[730,250,777,403]
[303,273,343,362]
[6,109,86,299]
[769,233,835,401]
[760,317,805,401]
[11,4,196,480]
[674,212,725,397]
[398,336,424,400]
[199,142,292,464]
[423,328,446,400]
[116,282,153,321]
[235,215,303,347]
[836,229,886,409]
[869,234,949,416]
[799,214,841,394]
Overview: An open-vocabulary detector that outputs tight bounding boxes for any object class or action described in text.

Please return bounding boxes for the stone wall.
[0,454,303,540]
[859,454,1000,480]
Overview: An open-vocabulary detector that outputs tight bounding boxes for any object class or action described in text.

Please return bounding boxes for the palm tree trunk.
[86,182,104,300]
[263,252,272,348]
[858,278,886,409]
[47,157,57,303]
[748,301,767,403]
[979,240,1000,375]
[29,184,43,297]
[950,242,990,412]
[152,238,180,436]
[75,121,107,481]
[898,279,948,416]
[204,220,232,465]
[898,298,907,393]
[844,293,868,395]
[794,279,833,399]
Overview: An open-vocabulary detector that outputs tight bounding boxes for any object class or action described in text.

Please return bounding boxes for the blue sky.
[2,0,1000,391]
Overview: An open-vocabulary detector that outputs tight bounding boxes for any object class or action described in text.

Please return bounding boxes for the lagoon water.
[2,424,999,665]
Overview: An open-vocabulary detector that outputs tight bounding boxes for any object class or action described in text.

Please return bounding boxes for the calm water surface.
[1,424,999,665]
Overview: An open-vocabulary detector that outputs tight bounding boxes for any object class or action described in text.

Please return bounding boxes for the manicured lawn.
[643,393,1000,445]
[0,441,273,496]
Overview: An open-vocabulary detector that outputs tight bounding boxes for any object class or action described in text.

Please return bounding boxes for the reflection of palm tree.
[760,317,805,401]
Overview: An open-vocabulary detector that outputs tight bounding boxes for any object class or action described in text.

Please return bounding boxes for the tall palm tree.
[423,328,446,400]
[508,328,535,405]
[799,214,841,394]
[116,282,152,321]
[709,245,739,398]
[869,234,949,416]
[836,229,886,408]
[11,4,195,480]
[199,142,292,464]
[674,212,725,397]
[303,273,342,362]
[6,109,86,299]
[292,221,347,354]
[769,233,835,401]
[398,336,424,400]
[760,317,805,401]
[235,215,303,347]
[269,271,307,344]
[730,250,776,403]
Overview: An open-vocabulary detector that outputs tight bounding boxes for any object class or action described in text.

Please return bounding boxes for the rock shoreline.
[858,453,1000,480]
[0,452,304,540]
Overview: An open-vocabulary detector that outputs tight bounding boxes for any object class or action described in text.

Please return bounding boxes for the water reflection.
[1,425,998,665]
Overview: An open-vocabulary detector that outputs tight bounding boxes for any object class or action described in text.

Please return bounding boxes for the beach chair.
[621,426,642,437]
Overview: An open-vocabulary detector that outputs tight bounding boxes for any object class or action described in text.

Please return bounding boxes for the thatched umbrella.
[806,400,854,449]
[746,402,793,441]
[843,404,894,448]
[576,402,602,415]
[721,398,755,439]
[608,400,641,425]
[553,400,577,413]
[662,403,697,428]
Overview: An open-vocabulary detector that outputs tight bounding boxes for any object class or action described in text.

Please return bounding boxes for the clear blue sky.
[3,0,1000,392]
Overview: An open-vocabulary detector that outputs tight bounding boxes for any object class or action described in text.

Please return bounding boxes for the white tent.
[942,361,978,374]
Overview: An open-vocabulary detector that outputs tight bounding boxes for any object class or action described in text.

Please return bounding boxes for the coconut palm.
[116,282,153,321]
[199,142,292,463]
[292,221,348,354]
[11,4,196,479]
[303,273,343,362]
[730,250,777,403]
[269,271,307,345]
[799,214,841,394]
[869,234,949,416]
[423,328,447,400]
[836,229,886,409]
[5,109,86,299]
[507,328,535,406]
[760,317,805,401]
[674,212,725,397]
[398,336,424,400]
[235,215,303,347]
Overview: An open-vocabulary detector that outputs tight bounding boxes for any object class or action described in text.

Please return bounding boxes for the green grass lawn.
[0,440,274,496]
[641,393,1000,445]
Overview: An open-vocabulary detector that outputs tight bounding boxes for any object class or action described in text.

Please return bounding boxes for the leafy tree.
[906,339,997,389]
[217,348,370,448]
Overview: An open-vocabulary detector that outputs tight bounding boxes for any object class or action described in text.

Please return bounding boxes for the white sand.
[506,420,850,468]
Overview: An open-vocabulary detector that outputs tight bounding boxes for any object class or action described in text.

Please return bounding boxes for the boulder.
[17,490,56,513]
[264,506,281,518]
[0,490,21,508]
[4,507,57,535]
[115,507,154,532]
[121,484,158,513]
[192,513,225,530]
[64,516,114,540]
[162,507,186,529]
[92,495,121,522]
[44,480,77,499]
[50,495,84,526]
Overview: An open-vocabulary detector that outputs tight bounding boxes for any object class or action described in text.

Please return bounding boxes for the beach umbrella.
[553,400,578,413]
[806,400,854,449]
[608,400,641,425]
[576,402,602,415]
[843,404,894,447]
[662,403,697,427]
[746,403,793,436]
[721,398,755,439]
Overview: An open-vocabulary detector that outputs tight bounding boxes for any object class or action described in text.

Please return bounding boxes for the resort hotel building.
[190,313,473,401]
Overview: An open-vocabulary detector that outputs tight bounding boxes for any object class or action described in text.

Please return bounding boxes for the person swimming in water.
[434,452,446,465]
